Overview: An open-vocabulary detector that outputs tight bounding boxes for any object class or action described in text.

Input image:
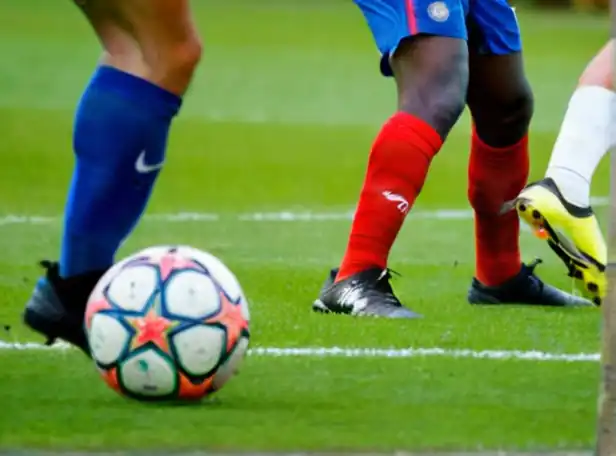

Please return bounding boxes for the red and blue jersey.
[355,0,522,76]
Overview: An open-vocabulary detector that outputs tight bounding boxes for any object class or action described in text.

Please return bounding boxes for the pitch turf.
[0,1,607,452]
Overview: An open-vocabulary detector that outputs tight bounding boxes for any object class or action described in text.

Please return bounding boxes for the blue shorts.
[355,0,522,76]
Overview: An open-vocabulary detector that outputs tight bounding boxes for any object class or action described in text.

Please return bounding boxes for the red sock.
[468,130,529,286]
[336,112,443,281]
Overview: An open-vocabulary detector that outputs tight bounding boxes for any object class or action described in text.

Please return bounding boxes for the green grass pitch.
[0,1,608,452]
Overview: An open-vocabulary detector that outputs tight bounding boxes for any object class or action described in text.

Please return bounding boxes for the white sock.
[545,85,616,207]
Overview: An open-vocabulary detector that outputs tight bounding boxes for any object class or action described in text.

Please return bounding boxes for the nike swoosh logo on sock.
[135,151,164,174]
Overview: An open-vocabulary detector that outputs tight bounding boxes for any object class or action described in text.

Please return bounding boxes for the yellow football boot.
[514,178,606,305]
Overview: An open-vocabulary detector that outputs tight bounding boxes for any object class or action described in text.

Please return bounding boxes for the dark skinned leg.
[467,50,534,146]
[337,35,469,280]
[466,49,533,286]
[392,35,469,139]
[465,48,593,306]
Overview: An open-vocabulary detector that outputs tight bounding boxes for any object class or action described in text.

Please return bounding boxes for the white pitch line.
[0,196,609,227]
[0,340,599,362]
[251,347,600,362]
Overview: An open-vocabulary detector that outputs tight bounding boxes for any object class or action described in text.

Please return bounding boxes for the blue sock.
[60,66,182,278]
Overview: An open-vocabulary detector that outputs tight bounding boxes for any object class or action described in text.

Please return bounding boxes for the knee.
[104,32,202,95]
[504,84,534,131]
[393,38,468,139]
[471,81,534,146]
[399,82,467,139]
[141,34,203,95]
[160,36,203,87]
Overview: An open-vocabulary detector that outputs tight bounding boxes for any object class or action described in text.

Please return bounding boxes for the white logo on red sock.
[382,191,409,214]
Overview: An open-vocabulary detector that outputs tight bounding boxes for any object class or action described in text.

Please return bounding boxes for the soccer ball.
[84,245,250,401]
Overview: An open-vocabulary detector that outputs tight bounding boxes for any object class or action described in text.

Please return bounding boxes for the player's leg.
[463,4,591,307]
[515,41,612,304]
[23,0,202,353]
[550,41,614,207]
[61,0,199,275]
[313,0,468,317]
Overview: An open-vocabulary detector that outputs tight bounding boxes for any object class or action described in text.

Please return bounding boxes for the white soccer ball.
[84,245,250,401]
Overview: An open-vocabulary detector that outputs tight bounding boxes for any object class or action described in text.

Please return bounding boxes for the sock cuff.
[568,85,616,128]
[89,66,183,118]
[574,84,616,101]
[568,85,616,145]
[390,112,444,152]
[471,127,528,154]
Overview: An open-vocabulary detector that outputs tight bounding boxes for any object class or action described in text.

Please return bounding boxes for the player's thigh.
[354,0,469,136]
[579,40,613,89]
[353,0,467,76]
[466,0,526,97]
[73,0,136,57]
[79,0,200,60]
[466,0,532,143]
[467,51,529,109]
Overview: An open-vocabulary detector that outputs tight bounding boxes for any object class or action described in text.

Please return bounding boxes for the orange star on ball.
[127,309,176,352]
